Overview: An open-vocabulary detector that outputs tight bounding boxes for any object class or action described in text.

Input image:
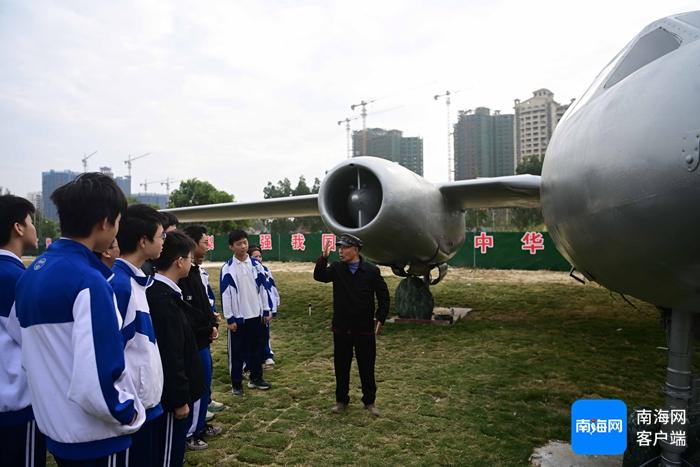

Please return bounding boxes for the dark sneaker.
[232,386,244,396]
[331,402,347,414]
[208,400,225,412]
[364,404,380,417]
[248,379,271,390]
[186,436,208,451]
[203,424,222,437]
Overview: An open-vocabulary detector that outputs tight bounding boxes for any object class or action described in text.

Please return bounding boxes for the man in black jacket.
[313,233,390,417]
[148,231,205,467]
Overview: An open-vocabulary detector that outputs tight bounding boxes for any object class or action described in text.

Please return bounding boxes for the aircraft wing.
[161,194,319,222]
[437,175,541,209]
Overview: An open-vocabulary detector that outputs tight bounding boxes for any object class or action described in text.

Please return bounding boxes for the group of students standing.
[0,172,279,467]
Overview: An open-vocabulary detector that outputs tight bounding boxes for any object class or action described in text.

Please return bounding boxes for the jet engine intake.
[318,157,465,275]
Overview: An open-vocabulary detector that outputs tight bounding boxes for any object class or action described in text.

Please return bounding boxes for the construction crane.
[350,99,376,157]
[160,177,181,195]
[81,150,98,172]
[124,152,151,179]
[434,90,459,182]
[339,105,405,159]
[139,179,159,193]
[337,116,360,158]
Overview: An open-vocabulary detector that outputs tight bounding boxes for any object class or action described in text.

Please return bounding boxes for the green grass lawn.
[180,266,668,466]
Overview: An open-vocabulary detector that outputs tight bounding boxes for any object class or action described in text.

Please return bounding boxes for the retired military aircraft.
[167,11,700,466]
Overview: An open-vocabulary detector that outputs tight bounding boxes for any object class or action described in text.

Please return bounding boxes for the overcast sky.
[0,0,696,201]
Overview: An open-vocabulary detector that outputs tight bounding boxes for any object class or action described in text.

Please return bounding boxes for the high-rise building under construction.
[453,107,514,180]
[352,128,424,176]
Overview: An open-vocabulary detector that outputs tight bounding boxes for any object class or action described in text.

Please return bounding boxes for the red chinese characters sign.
[473,232,494,254]
[259,234,273,251]
[521,232,545,255]
[206,235,215,251]
[291,233,306,251]
[321,233,336,252]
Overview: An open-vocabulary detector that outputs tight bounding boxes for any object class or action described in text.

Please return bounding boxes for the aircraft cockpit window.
[603,28,680,88]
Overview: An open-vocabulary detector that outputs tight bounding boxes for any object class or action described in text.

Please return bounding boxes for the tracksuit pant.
[0,419,46,467]
[333,332,377,406]
[155,411,189,467]
[187,347,212,438]
[263,322,274,360]
[228,318,264,388]
[129,413,160,467]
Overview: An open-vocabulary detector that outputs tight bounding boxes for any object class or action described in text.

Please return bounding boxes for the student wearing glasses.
[147,231,204,467]
[111,204,165,465]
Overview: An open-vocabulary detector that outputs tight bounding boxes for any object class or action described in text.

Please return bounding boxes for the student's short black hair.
[228,229,248,245]
[116,204,162,254]
[248,245,261,256]
[0,195,35,247]
[159,212,179,230]
[183,224,207,243]
[153,230,195,271]
[50,173,127,238]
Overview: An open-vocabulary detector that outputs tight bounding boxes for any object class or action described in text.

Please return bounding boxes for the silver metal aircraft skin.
[542,11,700,312]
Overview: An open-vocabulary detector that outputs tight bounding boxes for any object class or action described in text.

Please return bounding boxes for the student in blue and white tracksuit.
[0,195,46,467]
[15,174,145,467]
[111,204,165,465]
[221,230,274,394]
[248,245,280,365]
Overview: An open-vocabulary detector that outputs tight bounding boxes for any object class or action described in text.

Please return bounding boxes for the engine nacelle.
[318,157,465,275]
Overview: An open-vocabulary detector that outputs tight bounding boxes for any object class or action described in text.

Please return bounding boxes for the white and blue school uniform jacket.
[220,256,274,325]
[199,267,216,313]
[111,258,164,422]
[261,265,280,315]
[15,239,146,460]
[0,249,34,428]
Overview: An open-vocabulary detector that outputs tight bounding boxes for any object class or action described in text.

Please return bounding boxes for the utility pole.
[350,99,376,157]
[337,116,359,158]
[434,90,458,182]
[124,152,151,179]
[81,150,98,172]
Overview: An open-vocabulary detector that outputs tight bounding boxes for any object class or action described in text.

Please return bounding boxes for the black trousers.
[333,332,376,405]
[0,419,46,467]
[228,318,264,387]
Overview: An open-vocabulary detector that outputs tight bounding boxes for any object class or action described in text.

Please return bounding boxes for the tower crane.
[337,116,360,158]
[434,90,460,182]
[81,150,98,172]
[124,152,151,179]
[350,99,376,157]
[160,177,181,195]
